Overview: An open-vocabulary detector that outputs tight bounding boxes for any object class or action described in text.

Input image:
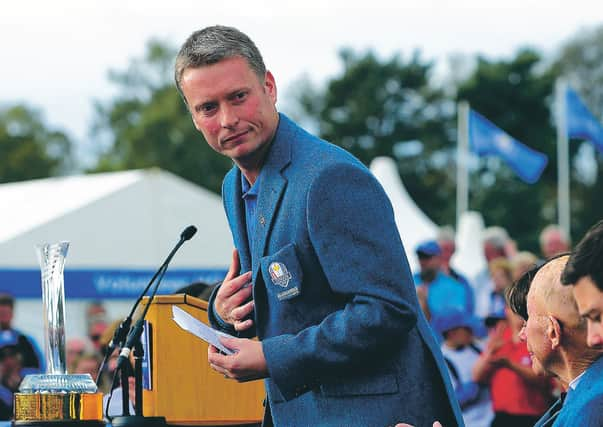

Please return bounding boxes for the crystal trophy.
[13,242,104,425]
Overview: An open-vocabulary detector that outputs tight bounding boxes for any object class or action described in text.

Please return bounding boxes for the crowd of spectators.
[412,223,572,426]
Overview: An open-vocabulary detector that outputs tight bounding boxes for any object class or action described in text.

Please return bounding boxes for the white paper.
[171,305,235,355]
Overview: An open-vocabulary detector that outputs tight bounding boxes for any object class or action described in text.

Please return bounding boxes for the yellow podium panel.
[140,295,264,425]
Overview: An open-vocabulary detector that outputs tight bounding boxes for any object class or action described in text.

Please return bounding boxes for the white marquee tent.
[369,157,438,271]
[369,156,486,277]
[0,169,232,347]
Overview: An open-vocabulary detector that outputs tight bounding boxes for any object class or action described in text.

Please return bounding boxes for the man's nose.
[220,105,239,129]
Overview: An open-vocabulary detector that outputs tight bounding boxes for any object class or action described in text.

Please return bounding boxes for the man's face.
[542,231,569,259]
[418,254,441,281]
[180,56,278,166]
[439,240,455,264]
[572,276,603,349]
[0,305,13,329]
[491,268,511,293]
[446,326,473,347]
[520,285,552,375]
[484,243,505,262]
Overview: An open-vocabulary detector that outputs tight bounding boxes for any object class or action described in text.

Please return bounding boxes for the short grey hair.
[174,25,266,102]
[482,226,509,249]
[539,224,570,248]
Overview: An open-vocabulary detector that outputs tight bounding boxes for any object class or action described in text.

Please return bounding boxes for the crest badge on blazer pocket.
[269,262,291,287]
[261,244,303,301]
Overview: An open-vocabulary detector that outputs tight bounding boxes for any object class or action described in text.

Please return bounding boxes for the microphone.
[115,225,197,371]
[98,226,198,385]
[181,225,197,241]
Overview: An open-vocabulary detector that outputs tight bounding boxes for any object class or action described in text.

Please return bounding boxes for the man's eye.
[235,91,247,101]
[199,103,216,114]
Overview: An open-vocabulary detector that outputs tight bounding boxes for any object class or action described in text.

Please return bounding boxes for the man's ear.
[264,70,277,104]
[547,315,562,350]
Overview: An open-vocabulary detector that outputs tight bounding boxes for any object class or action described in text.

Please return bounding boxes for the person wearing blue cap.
[413,240,474,322]
[434,309,494,427]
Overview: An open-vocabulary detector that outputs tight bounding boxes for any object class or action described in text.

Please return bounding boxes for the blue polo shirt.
[413,272,474,320]
[241,172,262,251]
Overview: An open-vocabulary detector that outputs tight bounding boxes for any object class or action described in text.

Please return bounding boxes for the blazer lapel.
[224,168,252,273]
[251,115,293,282]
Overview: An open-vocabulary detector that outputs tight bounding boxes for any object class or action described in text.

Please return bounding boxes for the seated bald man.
[398,254,603,427]
[507,255,603,427]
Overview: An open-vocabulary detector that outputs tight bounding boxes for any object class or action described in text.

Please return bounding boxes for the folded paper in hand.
[171,305,235,355]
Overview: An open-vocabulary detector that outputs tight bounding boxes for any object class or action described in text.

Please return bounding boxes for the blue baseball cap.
[415,240,441,257]
[432,309,477,335]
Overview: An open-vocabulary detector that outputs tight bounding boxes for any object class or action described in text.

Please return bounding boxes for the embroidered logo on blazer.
[268,262,291,288]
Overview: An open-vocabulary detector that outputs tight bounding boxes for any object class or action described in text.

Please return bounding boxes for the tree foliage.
[554,24,603,239]
[296,49,458,227]
[88,31,603,249]
[0,105,72,184]
[90,40,232,193]
[293,44,602,251]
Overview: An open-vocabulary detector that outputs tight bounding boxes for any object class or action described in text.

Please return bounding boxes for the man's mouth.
[222,130,249,145]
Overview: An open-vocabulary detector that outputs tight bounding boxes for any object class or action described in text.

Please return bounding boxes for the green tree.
[293,47,577,252]
[91,40,232,193]
[555,24,603,118]
[0,105,73,183]
[294,48,458,226]
[554,24,603,240]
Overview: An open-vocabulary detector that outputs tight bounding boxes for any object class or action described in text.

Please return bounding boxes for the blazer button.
[259,215,266,226]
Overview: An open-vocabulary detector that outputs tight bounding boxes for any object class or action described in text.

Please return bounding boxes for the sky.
[1,0,601,164]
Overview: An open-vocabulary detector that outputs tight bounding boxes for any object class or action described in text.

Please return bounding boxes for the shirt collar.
[241,172,261,198]
[569,370,585,390]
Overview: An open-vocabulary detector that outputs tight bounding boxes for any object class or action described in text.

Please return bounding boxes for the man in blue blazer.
[507,255,603,427]
[175,25,463,427]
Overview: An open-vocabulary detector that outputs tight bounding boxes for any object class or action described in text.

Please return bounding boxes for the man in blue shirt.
[175,25,462,426]
[413,240,474,322]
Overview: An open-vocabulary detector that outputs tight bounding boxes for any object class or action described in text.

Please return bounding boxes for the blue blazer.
[535,355,603,427]
[209,114,463,427]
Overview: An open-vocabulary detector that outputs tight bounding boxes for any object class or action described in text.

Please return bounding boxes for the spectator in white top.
[432,309,494,427]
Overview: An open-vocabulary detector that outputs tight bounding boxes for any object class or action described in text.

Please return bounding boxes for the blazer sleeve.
[579,395,603,427]
[261,162,419,400]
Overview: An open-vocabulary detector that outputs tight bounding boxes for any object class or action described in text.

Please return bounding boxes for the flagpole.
[456,101,470,229]
[555,79,571,238]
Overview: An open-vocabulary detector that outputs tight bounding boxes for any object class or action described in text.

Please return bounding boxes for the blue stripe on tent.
[0,268,227,299]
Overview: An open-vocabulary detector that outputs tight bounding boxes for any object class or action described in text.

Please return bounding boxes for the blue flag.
[468,109,548,184]
[566,86,603,154]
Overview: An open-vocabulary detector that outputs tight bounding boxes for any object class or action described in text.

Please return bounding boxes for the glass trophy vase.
[13,242,104,425]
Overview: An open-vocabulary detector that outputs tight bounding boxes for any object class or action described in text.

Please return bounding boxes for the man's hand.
[207,337,268,382]
[214,249,255,332]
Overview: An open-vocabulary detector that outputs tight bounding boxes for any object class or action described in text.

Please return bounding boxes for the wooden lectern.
[140,295,264,426]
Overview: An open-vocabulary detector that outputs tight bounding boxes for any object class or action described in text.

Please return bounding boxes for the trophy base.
[19,374,98,394]
[14,392,104,423]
